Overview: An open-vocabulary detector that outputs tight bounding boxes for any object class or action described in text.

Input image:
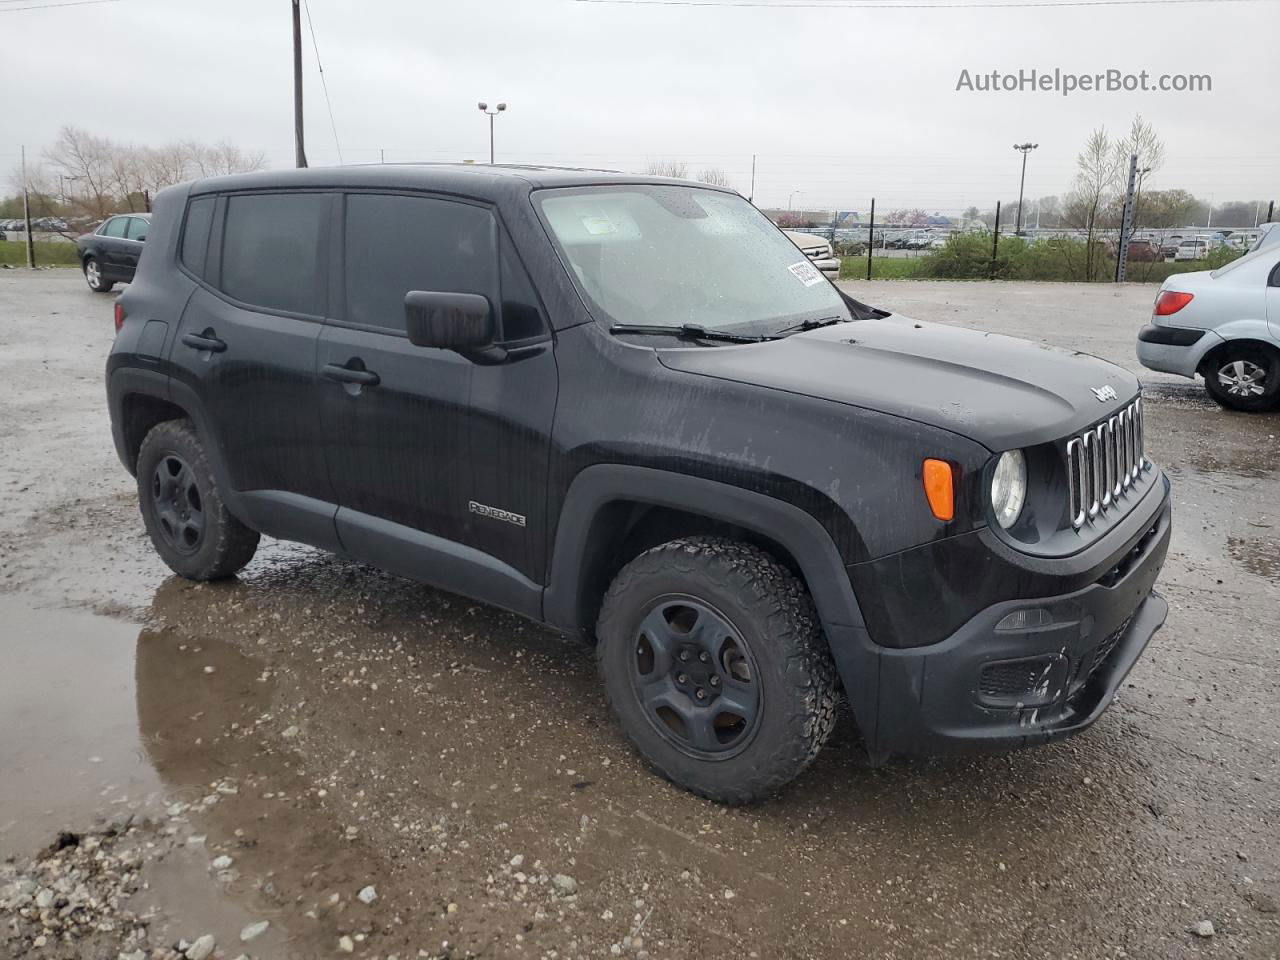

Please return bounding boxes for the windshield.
[536,185,851,335]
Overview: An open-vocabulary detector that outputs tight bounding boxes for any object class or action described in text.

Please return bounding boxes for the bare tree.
[1064,127,1124,280]
[30,126,268,227]
[1113,114,1165,182]
[696,167,733,189]
[43,126,117,222]
[644,160,688,179]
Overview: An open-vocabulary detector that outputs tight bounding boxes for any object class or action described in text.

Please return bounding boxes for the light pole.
[1012,142,1038,235]
[477,101,507,164]
[788,190,802,211]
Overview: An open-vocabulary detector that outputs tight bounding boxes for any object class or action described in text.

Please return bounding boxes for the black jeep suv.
[107,165,1171,803]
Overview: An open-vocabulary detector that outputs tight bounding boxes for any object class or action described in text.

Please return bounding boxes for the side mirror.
[137,235,147,243]
[404,291,493,352]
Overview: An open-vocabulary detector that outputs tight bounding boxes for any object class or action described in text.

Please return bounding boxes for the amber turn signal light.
[922,458,954,522]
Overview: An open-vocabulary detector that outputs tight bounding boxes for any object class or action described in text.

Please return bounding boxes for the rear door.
[122,216,150,274]
[319,191,557,615]
[170,190,340,549]
[98,216,131,275]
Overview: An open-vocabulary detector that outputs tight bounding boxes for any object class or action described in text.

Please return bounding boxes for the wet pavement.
[1,271,1278,959]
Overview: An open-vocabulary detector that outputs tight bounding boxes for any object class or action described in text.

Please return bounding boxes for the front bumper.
[833,475,1171,757]
[813,257,841,278]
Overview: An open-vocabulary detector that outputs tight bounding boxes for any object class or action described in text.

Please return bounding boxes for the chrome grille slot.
[1065,398,1148,530]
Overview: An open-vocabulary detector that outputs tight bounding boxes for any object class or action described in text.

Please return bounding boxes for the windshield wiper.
[609,323,775,344]
[773,315,850,336]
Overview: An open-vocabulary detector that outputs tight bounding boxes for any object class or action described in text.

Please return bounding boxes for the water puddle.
[0,599,162,860]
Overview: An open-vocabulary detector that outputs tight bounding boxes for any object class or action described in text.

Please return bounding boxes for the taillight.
[113,301,125,332]
[1154,290,1193,316]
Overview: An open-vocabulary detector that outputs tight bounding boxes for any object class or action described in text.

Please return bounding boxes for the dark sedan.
[76,213,150,292]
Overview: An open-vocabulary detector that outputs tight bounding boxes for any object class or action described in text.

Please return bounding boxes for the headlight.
[990,450,1027,529]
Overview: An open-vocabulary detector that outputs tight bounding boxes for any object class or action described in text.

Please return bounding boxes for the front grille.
[1093,616,1131,670]
[1070,615,1134,693]
[802,246,828,261]
[1065,397,1148,530]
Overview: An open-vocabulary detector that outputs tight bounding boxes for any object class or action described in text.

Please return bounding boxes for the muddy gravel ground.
[1,270,1277,960]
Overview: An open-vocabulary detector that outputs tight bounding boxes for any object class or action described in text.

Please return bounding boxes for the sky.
[4,0,1277,216]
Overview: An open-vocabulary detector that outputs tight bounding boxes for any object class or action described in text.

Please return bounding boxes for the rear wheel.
[136,419,259,580]
[83,256,113,293]
[1204,345,1280,412]
[596,537,837,804]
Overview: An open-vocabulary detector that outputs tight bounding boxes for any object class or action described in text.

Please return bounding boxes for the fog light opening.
[995,608,1054,631]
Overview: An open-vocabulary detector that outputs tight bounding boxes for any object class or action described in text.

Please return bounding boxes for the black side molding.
[1138,324,1204,346]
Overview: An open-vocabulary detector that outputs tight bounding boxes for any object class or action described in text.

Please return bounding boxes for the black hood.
[656,315,1139,450]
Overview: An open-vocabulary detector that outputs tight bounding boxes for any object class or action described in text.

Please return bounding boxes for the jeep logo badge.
[1091,385,1118,402]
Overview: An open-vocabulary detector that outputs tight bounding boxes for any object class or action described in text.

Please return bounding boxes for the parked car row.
[0,217,70,232]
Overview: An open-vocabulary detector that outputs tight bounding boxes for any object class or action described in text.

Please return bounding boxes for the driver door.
[319,192,557,616]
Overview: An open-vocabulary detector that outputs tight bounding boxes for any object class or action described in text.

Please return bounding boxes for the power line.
[0,0,120,10]
[302,0,344,165]
[575,0,1272,9]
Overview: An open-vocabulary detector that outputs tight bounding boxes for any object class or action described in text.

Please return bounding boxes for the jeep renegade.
[107,165,1171,803]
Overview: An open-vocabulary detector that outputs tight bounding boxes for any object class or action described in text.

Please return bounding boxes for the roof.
[189,163,727,203]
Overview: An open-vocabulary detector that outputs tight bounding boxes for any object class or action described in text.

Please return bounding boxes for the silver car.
[1136,244,1280,411]
[782,230,841,279]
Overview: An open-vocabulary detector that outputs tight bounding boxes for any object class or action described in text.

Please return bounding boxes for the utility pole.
[749,154,756,204]
[866,198,875,281]
[292,0,307,168]
[1115,154,1138,283]
[1012,142,1037,235]
[990,200,1001,279]
[1267,201,1275,224]
[21,146,35,269]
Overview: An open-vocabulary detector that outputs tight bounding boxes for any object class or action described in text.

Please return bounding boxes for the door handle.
[322,362,380,387]
[181,331,226,353]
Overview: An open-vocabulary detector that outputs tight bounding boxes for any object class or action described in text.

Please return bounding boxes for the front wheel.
[136,419,260,580]
[1204,345,1280,412]
[83,256,113,293]
[596,537,837,804]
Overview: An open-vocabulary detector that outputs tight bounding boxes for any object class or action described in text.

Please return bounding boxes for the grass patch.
[0,239,80,268]
[841,235,1241,283]
[838,257,928,280]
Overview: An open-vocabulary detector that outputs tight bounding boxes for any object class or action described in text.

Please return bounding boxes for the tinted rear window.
[180,198,215,276]
[221,193,328,316]
[343,194,496,333]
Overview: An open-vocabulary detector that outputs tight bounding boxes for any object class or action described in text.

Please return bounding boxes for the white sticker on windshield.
[787,260,823,287]
[581,215,618,236]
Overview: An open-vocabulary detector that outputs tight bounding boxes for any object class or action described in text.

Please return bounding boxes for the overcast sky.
[5,0,1277,214]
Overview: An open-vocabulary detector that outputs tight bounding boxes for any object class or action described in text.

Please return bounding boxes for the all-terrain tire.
[1203,344,1280,412]
[596,536,838,804]
[136,419,259,580]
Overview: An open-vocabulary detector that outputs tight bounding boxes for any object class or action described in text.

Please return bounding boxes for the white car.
[1136,244,1280,411]
[782,231,841,279]
[1173,236,1213,261]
